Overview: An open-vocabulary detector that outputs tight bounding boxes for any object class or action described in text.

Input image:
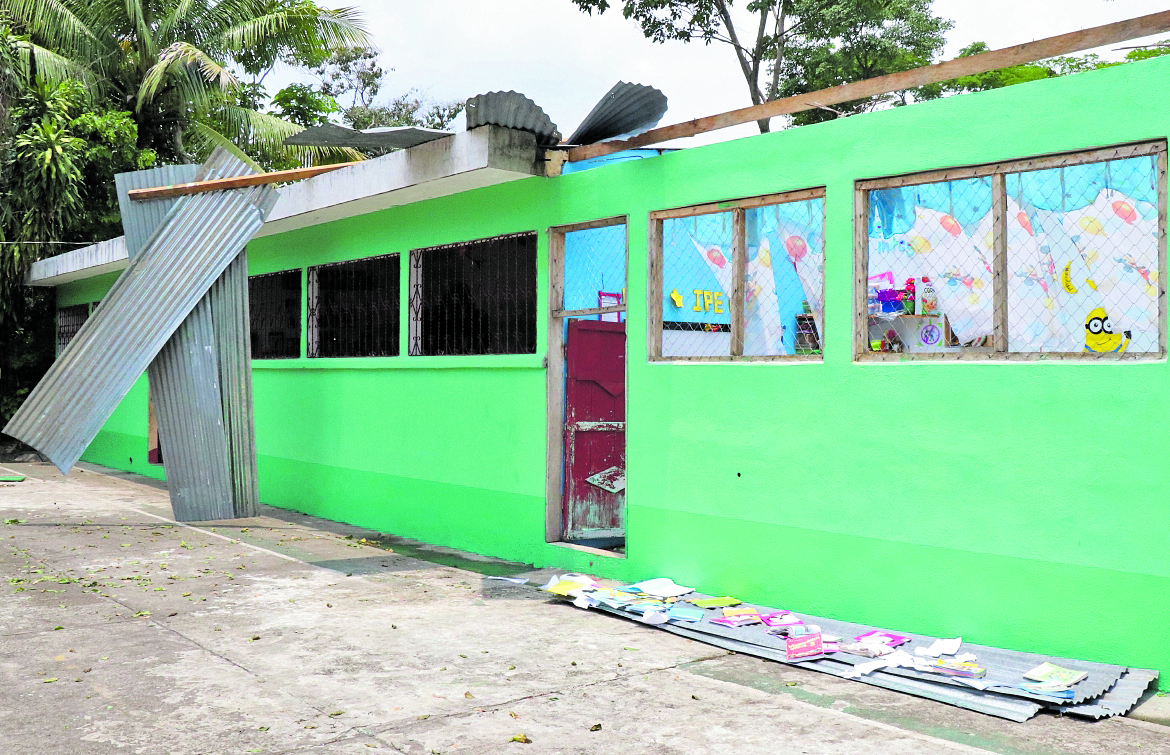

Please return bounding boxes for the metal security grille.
[308,254,400,358]
[859,141,1166,360]
[409,232,537,356]
[248,270,302,359]
[56,303,90,353]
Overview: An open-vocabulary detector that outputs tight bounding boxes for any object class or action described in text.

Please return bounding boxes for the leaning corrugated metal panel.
[3,158,278,473]
[136,152,263,520]
[567,82,668,145]
[147,295,235,521]
[210,254,260,518]
[114,164,199,258]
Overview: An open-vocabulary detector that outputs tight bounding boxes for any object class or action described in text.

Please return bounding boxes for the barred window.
[858,141,1166,360]
[56,303,91,353]
[409,232,537,356]
[248,270,302,359]
[648,189,826,361]
[308,253,400,358]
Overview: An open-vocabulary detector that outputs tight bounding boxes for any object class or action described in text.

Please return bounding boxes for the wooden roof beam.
[127,161,361,201]
[566,10,1170,162]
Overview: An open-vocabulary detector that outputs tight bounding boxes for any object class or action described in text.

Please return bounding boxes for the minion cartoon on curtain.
[1084,307,1131,353]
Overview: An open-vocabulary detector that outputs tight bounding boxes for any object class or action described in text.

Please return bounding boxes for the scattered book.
[690,596,742,609]
[1022,662,1088,687]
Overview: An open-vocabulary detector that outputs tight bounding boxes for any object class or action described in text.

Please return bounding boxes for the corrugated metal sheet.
[665,622,1043,722]
[3,149,278,476]
[567,82,668,145]
[465,91,560,146]
[579,594,1135,721]
[126,150,262,521]
[209,253,260,518]
[114,164,199,258]
[1059,668,1159,719]
[283,123,452,150]
[147,294,234,520]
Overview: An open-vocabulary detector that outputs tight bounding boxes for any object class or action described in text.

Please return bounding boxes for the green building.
[31,55,1170,683]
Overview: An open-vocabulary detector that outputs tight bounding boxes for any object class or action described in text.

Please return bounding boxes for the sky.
[270,0,1170,148]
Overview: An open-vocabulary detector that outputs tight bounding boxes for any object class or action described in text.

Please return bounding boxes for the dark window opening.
[56,303,91,353]
[249,269,302,359]
[308,254,400,358]
[409,232,537,356]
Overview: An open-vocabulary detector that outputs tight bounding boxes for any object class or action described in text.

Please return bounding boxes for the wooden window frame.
[545,215,628,555]
[647,187,827,363]
[854,140,1168,362]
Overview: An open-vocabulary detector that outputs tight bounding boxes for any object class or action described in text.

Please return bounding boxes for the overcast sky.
[274,1,1169,147]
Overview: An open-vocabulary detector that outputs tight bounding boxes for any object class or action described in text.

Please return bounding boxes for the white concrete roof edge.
[27,125,543,287]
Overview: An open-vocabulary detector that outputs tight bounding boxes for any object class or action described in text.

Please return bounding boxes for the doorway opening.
[547,217,628,555]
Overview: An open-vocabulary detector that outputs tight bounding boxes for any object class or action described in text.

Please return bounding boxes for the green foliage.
[271,83,339,128]
[570,0,952,132]
[777,0,951,125]
[311,46,465,146]
[1,0,370,166]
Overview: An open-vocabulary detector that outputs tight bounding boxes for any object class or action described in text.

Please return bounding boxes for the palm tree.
[2,0,370,166]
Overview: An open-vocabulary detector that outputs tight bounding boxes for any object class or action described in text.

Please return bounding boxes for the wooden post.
[992,173,1009,353]
[647,217,664,360]
[730,209,746,356]
[854,186,870,360]
[1158,144,1168,358]
[545,228,566,543]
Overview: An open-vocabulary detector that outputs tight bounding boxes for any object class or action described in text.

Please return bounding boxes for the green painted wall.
[70,56,1170,681]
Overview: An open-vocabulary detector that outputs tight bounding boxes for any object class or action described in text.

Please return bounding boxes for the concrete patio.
[0,462,1166,755]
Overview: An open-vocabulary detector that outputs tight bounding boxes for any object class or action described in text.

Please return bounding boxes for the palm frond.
[0,0,105,61]
[16,39,97,88]
[138,41,237,111]
[155,0,202,46]
[212,104,362,167]
[215,3,370,56]
[186,119,264,171]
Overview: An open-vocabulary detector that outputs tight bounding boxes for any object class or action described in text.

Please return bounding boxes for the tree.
[0,61,155,425]
[311,47,464,135]
[570,0,951,132]
[931,39,1170,98]
[775,0,951,125]
[1,0,370,166]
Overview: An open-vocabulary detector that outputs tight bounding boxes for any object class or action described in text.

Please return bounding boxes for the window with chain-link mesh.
[55,303,90,354]
[649,189,826,361]
[308,254,400,358]
[408,232,537,356]
[248,270,302,359]
[859,141,1165,360]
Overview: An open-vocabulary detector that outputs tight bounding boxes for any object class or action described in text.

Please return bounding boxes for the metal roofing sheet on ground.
[3,149,278,474]
[567,81,668,145]
[580,594,1137,721]
[1059,668,1160,719]
[663,621,1043,722]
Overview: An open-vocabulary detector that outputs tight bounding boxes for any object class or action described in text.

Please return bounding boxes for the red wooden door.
[563,320,626,542]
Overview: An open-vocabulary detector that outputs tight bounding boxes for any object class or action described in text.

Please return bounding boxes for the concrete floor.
[0,463,1167,755]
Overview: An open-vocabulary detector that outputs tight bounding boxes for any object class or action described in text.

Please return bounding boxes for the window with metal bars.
[248,270,302,359]
[56,303,90,353]
[409,232,537,356]
[308,253,400,358]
